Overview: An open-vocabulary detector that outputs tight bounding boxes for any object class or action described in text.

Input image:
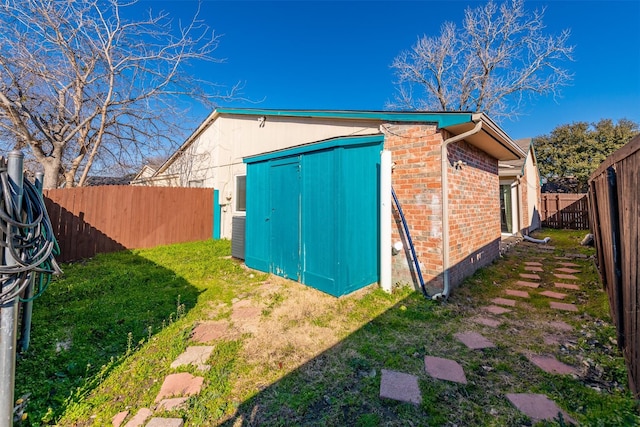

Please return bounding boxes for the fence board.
[43,186,214,263]
[588,135,640,398]
[540,193,589,229]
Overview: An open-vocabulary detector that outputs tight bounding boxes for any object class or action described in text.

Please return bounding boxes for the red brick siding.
[384,124,501,293]
[520,174,530,232]
[446,141,501,287]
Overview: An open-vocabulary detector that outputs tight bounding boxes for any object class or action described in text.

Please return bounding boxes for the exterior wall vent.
[231,216,246,259]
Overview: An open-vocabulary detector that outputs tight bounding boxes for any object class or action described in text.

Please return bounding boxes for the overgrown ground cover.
[15,231,639,426]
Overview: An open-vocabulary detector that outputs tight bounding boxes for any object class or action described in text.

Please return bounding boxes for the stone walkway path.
[112,297,262,427]
[111,240,587,426]
[378,240,586,425]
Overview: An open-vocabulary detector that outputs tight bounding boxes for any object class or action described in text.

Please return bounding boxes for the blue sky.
[140,0,640,140]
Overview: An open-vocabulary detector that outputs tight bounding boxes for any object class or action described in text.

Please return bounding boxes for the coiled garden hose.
[0,165,61,305]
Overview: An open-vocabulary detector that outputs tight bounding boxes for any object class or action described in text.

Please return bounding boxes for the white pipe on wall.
[380,150,392,293]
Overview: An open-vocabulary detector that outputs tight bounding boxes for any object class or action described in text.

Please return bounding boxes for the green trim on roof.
[244,134,385,164]
[217,108,473,128]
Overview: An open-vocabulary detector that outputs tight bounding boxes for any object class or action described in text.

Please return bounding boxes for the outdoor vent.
[231,216,246,259]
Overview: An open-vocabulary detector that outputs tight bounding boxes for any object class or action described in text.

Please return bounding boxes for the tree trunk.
[42,158,62,189]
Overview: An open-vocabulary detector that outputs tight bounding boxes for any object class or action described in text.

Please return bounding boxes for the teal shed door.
[269,158,301,280]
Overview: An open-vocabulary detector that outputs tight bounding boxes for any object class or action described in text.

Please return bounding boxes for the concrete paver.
[550,302,578,312]
[470,316,502,328]
[519,273,541,280]
[555,282,580,290]
[549,321,573,331]
[524,261,543,266]
[454,332,495,350]
[554,273,579,280]
[526,354,578,375]
[483,305,512,315]
[112,411,129,427]
[539,291,567,300]
[424,356,467,384]
[491,297,516,307]
[555,267,580,274]
[170,346,214,371]
[191,321,229,343]
[524,266,543,272]
[379,369,422,405]
[558,262,580,267]
[506,393,575,424]
[155,373,204,403]
[123,408,152,427]
[145,419,184,427]
[515,280,540,288]
[505,289,530,298]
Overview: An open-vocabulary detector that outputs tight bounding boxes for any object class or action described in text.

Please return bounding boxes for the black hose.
[0,169,61,305]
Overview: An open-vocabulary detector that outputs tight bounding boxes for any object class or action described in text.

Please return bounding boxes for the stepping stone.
[539,291,567,300]
[520,273,541,280]
[554,273,579,280]
[454,332,495,350]
[550,302,578,312]
[524,266,543,272]
[470,316,502,328]
[483,305,512,315]
[191,321,229,343]
[146,419,184,427]
[549,321,573,331]
[506,393,575,424]
[157,397,189,411]
[231,300,262,333]
[112,411,129,427]
[556,267,580,274]
[155,373,204,403]
[524,261,543,266]
[492,297,516,307]
[526,354,578,375]
[558,262,579,267]
[515,280,540,288]
[170,346,214,371]
[379,369,422,405]
[123,408,152,427]
[543,335,561,345]
[555,282,580,290]
[505,289,530,298]
[424,356,467,384]
[554,256,570,260]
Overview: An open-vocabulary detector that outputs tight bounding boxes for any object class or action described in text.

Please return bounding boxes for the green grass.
[14,232,640,426]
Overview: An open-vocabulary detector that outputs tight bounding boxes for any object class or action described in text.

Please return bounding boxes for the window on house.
[235,175,246,212]
[188,179,204,188]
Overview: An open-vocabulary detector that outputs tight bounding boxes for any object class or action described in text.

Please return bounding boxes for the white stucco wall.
[158,113,381,238]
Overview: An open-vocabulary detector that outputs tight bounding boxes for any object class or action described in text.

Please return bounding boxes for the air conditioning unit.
[231,216,246,259]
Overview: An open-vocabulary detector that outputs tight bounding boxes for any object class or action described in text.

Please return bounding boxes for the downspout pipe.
[432,120,483,301]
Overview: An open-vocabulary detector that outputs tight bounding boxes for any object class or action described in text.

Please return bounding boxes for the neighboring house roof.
[499,138,534,177]
[85,174,136,186]
[149,108,526,179]
[132,164,157,181]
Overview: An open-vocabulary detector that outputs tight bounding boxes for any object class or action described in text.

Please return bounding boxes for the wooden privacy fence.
[44,186,214,262]
[588,135,640,398]
[540,193,589,230]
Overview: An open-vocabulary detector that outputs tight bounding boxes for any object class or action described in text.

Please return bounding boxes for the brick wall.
[520,174,530,232]
[384,124,501,293]
[446,140,501,287]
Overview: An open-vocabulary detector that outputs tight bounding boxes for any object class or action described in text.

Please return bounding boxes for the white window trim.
[234,174,246,215]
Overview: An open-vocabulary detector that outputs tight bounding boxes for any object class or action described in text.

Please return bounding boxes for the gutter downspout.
[432,120,483,301]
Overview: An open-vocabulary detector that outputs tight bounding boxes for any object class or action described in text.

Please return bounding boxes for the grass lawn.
[15,230,639,426]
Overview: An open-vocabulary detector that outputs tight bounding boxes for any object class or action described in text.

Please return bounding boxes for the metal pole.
[19,172,43,353]
[0,150,24,426]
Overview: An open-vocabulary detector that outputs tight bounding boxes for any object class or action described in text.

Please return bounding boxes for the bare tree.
[0,0,236,188]
[389,0,574,119]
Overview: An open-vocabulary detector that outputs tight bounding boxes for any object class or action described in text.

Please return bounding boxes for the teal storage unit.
[244,135,383,297]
